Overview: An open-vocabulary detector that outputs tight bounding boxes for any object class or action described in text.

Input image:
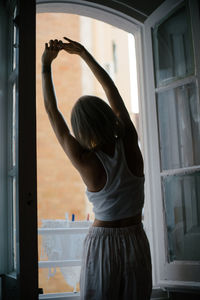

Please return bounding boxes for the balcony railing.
[38,220,93,299]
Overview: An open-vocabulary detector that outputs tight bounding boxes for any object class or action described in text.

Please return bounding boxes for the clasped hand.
[42,37,85,65]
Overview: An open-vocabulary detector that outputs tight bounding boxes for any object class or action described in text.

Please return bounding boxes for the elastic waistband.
[92,213,142,228]
[88,222,143,237]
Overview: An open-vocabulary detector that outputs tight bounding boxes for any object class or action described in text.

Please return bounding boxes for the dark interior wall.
[36,0,166,23]
[169,291,200,299]
[85,0,165,22]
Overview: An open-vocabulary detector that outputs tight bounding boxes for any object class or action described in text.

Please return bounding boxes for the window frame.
[0,0,19,279]
[36,1,148,297]
[18,0,38,298]
[0,0,38,299]
[142,0,200,287]
[7,0,19,275]
[0,0,9,278]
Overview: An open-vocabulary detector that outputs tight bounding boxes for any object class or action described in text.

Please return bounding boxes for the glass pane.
[12,83,16,167]
[12,177,17,271]
[13,5,17,18]
[153,5,194,87]
[12,5,17,70]
[163,171,200,261]
[157,82,200,170]
[13,25,17,70]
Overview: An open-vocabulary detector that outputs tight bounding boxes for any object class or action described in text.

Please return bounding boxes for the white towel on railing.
[41,219,92,291]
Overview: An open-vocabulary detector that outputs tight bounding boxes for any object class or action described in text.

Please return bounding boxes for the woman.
[42,37,152,300]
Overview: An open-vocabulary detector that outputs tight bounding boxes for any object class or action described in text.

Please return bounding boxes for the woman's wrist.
[42,63,51,73]
[79,47,88,59]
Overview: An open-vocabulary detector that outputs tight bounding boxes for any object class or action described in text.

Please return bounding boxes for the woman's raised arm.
[62,37,135,130]
[41,40,88,170]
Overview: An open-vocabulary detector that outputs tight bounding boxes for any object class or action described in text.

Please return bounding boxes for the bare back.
[81,126,144,193]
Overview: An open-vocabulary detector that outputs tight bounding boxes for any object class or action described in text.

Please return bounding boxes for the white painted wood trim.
[36,0,142,31]
[39,292,80,299]
[39,259,81,268]
[161,166,200,177]
[134,25,158,285]
[160,280,200,289]
[38,227,91,235]
[155,76,197,93]
[142,14,167,286]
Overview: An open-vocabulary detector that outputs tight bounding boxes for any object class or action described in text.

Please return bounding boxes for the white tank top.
[86,138,144,221]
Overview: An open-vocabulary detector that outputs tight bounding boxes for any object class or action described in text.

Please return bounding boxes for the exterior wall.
[92,19,132,111]
[36,13,86,293]
[91,19,140,138]
[36,13,86,228]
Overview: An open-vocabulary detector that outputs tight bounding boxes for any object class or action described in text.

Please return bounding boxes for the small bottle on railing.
[65,212,69,221]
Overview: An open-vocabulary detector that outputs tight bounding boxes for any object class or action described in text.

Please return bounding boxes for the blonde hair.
[71,95,123,150]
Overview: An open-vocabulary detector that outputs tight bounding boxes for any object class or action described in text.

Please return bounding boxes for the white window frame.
[36,1,149,298]
[0,0,9,278]
[0,0,19,278]
[142,0,200,289]
[7,2,19,275]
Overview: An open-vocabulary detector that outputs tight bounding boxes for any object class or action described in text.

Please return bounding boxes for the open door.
[0,0,38,299]
[142,0,200,288]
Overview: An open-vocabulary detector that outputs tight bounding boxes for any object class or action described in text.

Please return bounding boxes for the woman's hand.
[42,39,63,65]
[62,37,85,56]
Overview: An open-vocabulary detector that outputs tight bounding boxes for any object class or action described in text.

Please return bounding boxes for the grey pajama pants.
[80,223,152,300]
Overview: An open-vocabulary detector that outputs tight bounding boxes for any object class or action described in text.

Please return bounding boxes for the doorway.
[36,8,144,297]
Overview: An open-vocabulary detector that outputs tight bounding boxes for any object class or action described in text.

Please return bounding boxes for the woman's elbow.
[44,100,56,115]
